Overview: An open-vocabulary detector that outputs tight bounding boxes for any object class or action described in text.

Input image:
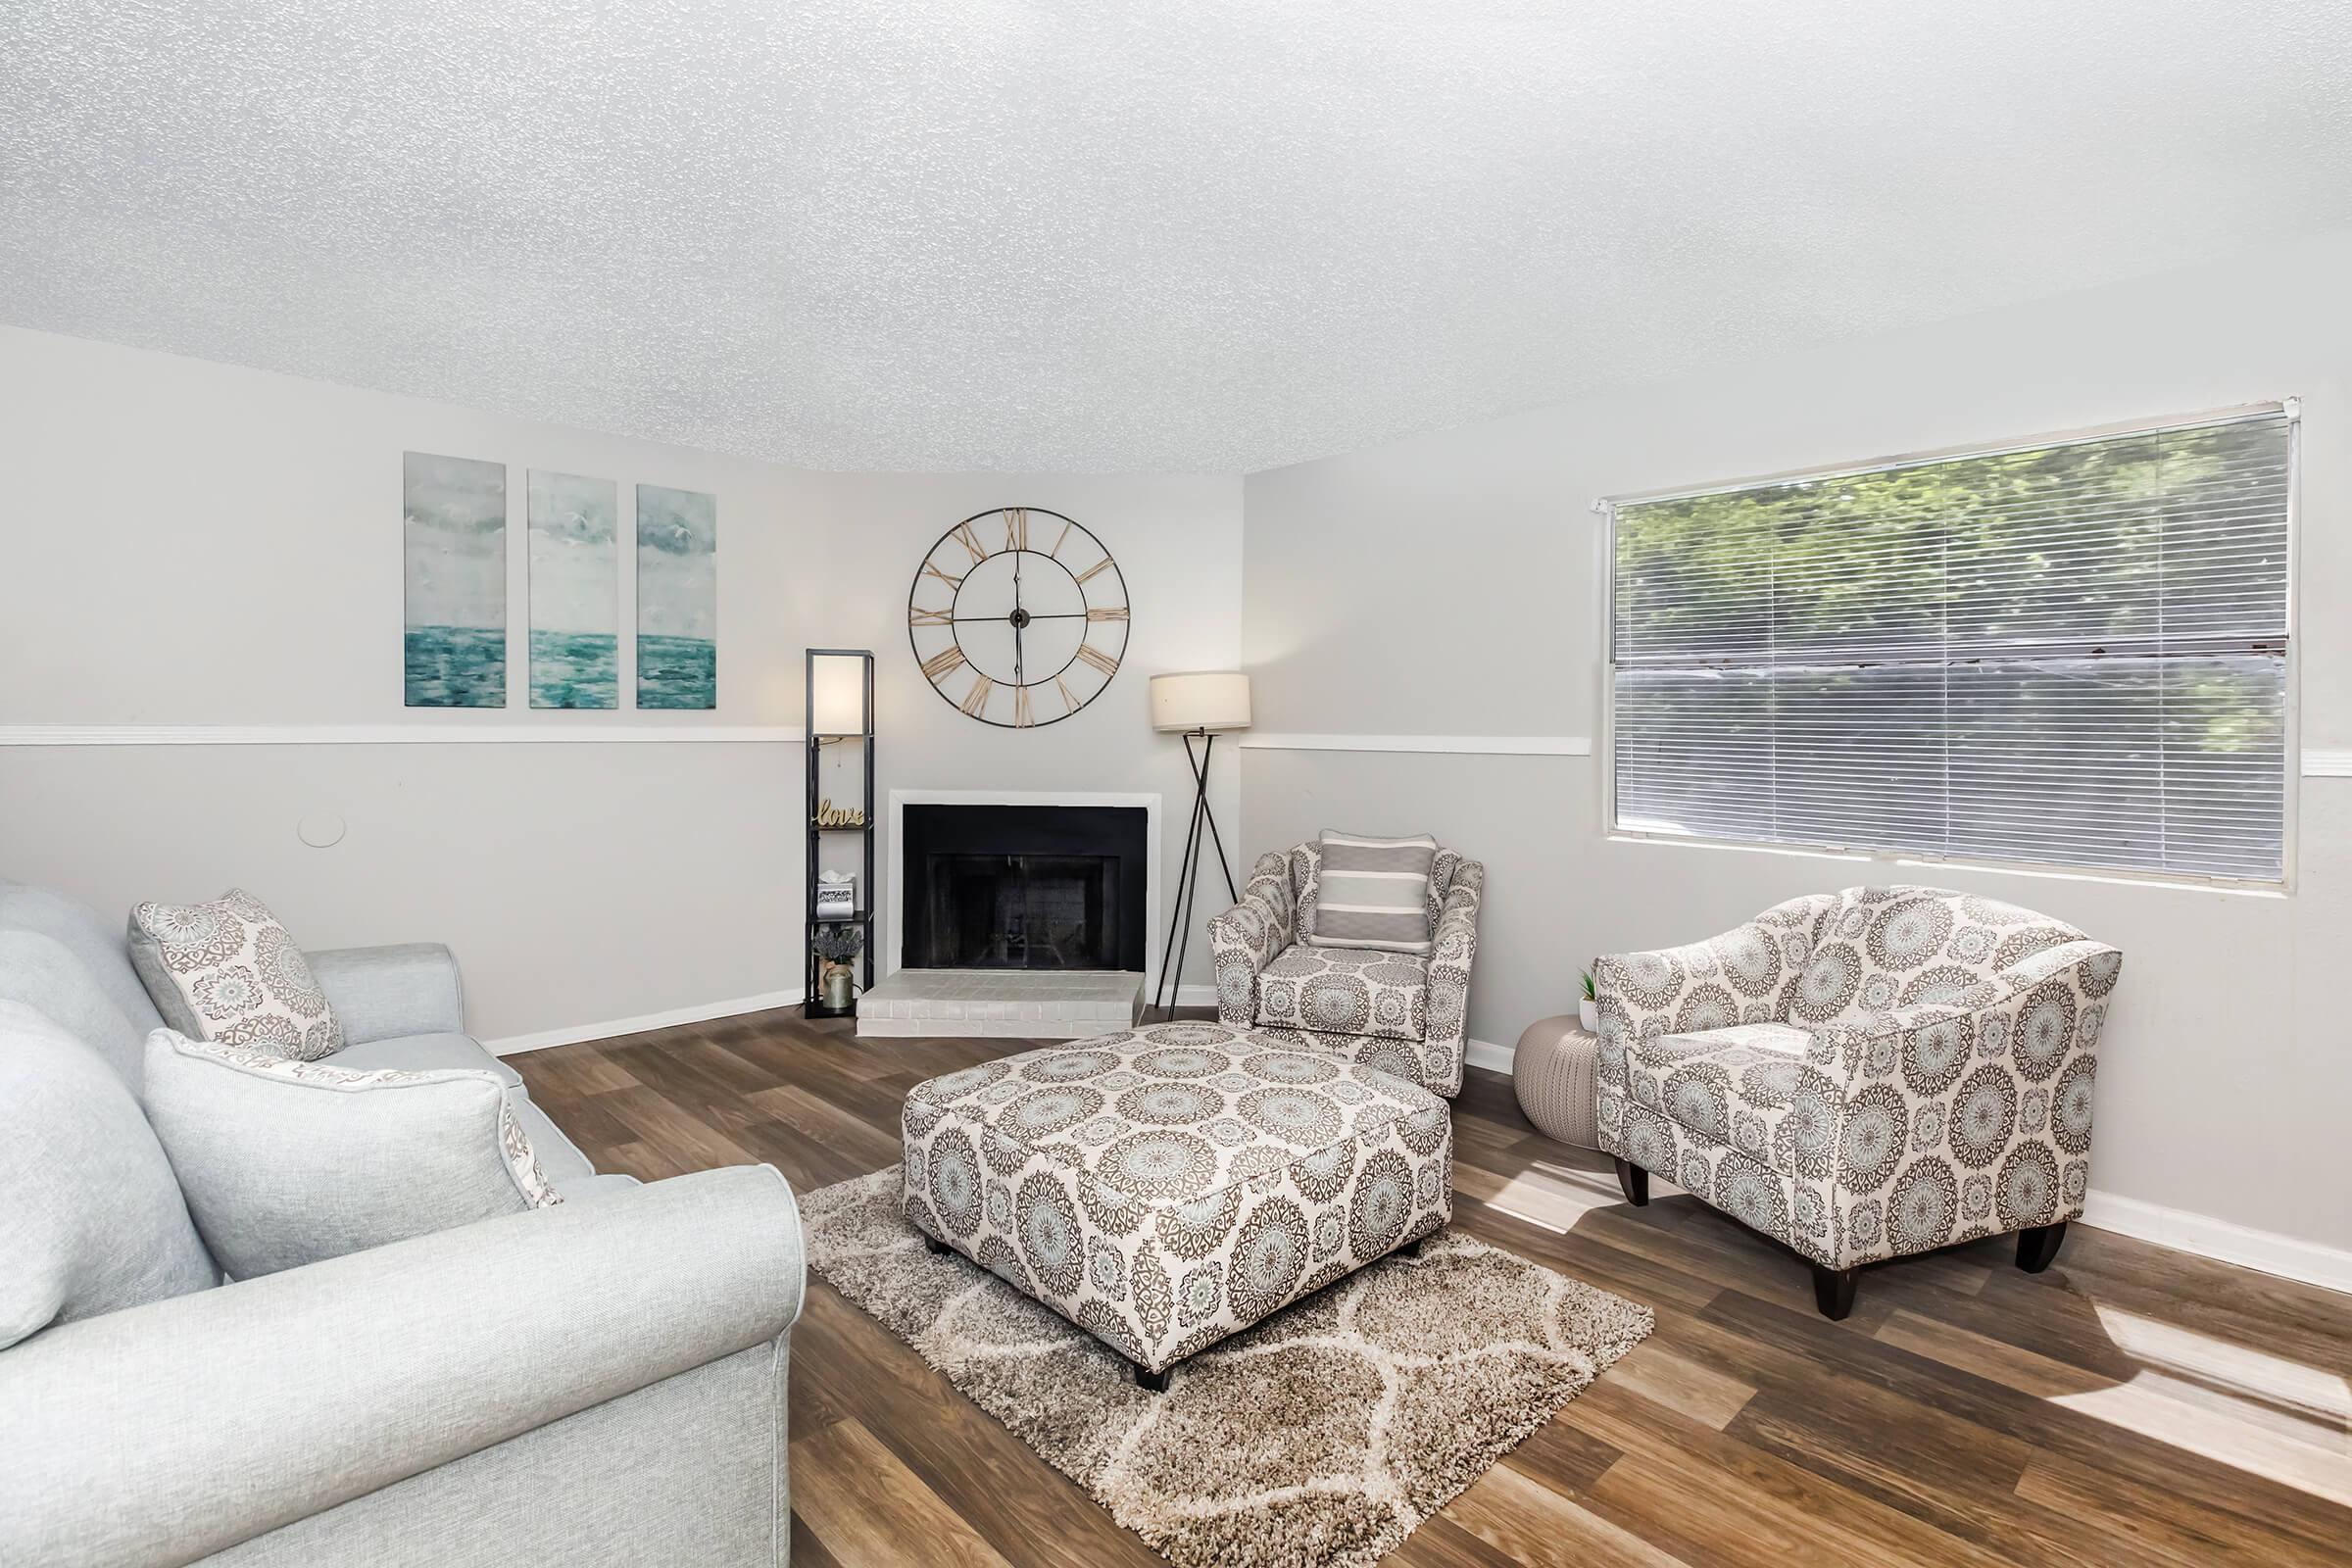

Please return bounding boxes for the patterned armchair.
[1593,886,2121,1318]
[1206,843,1483,1098]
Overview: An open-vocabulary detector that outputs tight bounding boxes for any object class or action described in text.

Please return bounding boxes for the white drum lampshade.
[809,652,870,735]
[1151,671,1251,734]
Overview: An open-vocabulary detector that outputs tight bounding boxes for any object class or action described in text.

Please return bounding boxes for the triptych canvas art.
[401,451,716,710]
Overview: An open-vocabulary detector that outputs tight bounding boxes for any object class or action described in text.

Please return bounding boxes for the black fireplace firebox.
[902,805,1149,971]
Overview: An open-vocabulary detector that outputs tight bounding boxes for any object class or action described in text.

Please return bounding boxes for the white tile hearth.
[856,969,1145,1041]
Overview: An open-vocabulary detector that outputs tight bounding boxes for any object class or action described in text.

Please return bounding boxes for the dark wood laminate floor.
[514,1008,2352,1568]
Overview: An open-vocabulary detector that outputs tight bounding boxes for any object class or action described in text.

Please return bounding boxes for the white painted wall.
[0,327,1242,1039]
[1242,229,2352,1263]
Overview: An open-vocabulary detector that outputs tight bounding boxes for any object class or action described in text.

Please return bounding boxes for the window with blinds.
[1606,408,2295,883]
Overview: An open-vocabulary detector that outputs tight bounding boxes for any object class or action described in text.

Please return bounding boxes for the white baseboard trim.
[1462,1036,1515,1074]
[0,724,801,747]
[2078,1189,2352,1295]
[1240,733,1591,757]
[491,982,1222,1055]
[487,988,806,1055]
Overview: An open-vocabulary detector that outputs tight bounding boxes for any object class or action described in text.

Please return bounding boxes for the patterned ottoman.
[901,1019,1452,1390]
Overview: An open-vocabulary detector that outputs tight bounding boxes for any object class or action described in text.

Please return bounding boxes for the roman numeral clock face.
[907,508,1130,727]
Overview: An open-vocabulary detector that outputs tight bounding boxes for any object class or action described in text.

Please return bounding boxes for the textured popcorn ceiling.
[4,3,2350,473]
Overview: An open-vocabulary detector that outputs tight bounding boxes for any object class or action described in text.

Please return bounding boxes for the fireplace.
[900,804,1150,972]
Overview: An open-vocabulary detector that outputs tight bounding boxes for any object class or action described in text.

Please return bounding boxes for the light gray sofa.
[0,879,806,1568]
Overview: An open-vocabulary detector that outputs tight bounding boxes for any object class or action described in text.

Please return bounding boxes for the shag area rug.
[804,1167,1653,1568]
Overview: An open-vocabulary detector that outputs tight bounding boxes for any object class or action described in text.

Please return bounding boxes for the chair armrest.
[1809,939,2123,1092]
[0,1164,806,1568]
[1421,858,1484,1060]
[1592,894,1837,1107]
[1207,852,1296,1026]
[309,942,465,1044]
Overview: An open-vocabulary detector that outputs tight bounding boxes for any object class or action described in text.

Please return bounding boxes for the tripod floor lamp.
[1149,671,1251,1020]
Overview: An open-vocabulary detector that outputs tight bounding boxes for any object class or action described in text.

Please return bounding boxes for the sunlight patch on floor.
[1453,1158,1682,1234]
[2089,1303,2351,1426]
[2047,1305,2352,1508]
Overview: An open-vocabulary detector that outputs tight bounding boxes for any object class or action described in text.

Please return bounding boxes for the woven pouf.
[1512,1015,1600,1148]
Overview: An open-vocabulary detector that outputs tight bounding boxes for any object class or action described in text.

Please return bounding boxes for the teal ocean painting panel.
[636,483,716,710]
[528,469,618,709]
[403,452,508,708]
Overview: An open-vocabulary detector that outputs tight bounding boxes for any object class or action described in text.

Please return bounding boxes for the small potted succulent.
[812,924,864,1012]
[1579,969,1599,1032]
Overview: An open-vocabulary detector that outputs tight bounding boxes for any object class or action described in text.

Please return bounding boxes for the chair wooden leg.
[1811,1263,1858,1320]
[1613,1157,1649,1207]
[924,1235,952,1255]
[2016,1221,2068,1274]
[1134,1361,1172,1393]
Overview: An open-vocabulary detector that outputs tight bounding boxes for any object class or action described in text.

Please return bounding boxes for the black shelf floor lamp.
[806,649,875,1018]
[1148,671,1251,1020]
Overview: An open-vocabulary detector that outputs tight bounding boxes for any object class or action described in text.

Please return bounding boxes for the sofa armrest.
[309,942,465,1044]
[1206,852,1297,1026]
[0,1164,806,1568]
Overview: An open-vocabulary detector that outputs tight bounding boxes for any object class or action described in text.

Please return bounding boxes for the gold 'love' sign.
[813,798,866,829]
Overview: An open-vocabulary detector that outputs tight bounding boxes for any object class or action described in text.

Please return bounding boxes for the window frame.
[1595,401,2302,893]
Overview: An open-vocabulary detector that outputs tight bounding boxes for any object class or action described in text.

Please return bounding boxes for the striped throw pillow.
[1304,831,1438,954]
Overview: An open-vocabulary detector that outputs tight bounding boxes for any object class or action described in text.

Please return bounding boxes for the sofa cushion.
[1303,831,1438,954]
[142,1032,561,1280]
[1254,945,1428,1042]
[0,929,151,1095]
[128,890,344,1060]
[0,880,168,1040]
[332,1031,524,1091]
[0,1003,217,1348]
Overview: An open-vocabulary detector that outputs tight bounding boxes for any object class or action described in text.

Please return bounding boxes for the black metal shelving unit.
[804,649,875,1019]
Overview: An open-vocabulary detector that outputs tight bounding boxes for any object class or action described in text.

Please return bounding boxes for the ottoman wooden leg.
[924,1235,952,1255]
[1614,1157,1649,1207]
[1397,1235,1424,1258]
[2016,1221,2067,1274]
[1811,1264,1858,1321]
[1134,1361,1172,1394]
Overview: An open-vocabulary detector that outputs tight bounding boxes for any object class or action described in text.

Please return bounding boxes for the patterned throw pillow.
[126,889,342,1060]
[142,1031,560,1280]
[1303,831,1438,954]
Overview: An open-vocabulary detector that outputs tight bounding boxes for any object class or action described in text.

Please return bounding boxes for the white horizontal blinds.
[1611,412,2292,882]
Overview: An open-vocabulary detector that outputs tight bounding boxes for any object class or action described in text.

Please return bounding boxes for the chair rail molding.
[1239,733,2349,774]
[1239,733,1591,757]
[0,724,802,746]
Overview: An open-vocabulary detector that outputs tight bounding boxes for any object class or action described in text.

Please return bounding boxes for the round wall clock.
[906,507,1130,727]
